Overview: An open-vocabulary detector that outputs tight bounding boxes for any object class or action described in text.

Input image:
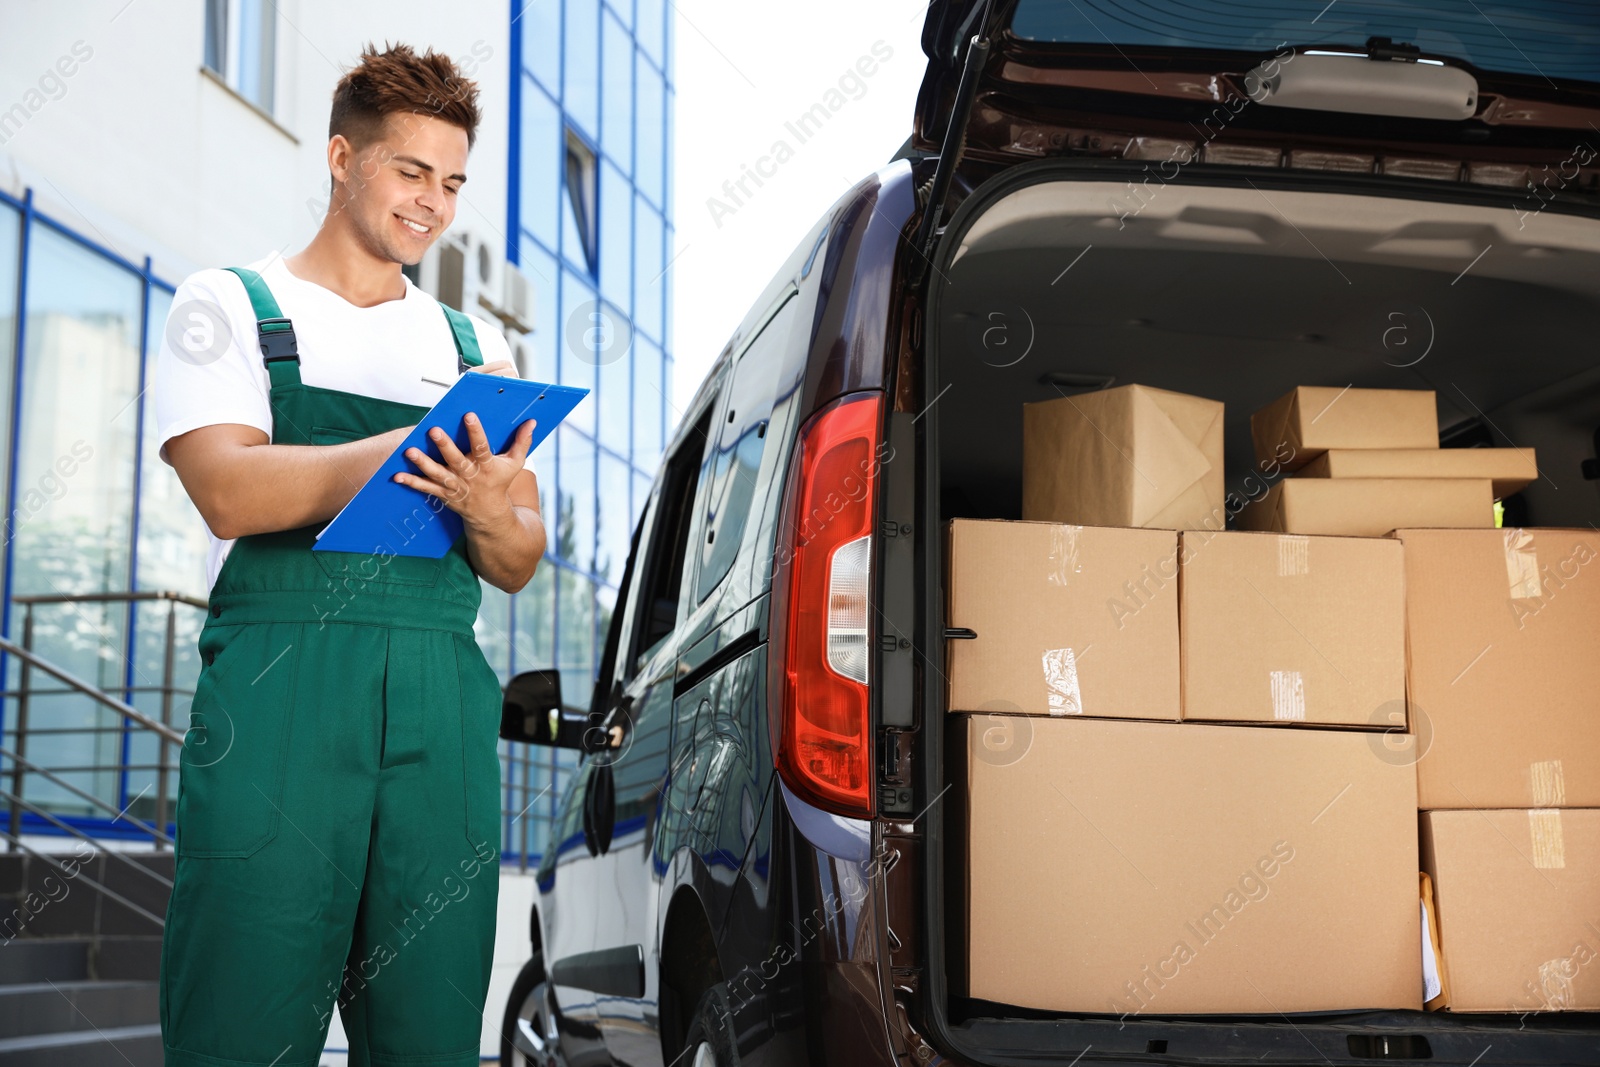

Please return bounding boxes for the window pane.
[561,130,599,276]
[597,300,631,457]
[601,11,634,176]
[563,0,600,138]
[513,558,556,671]
[476,583,514,684]
[635,52,665,208]
[632,470,651,518]
[513,239,559,384]
[559,268,598,436]
[136,287,208,599]
[697,297,793,601]
[599,160,631,311]
[519,0,561,94]
[637,0,664,69]
[236,0,276,113]
[596,451,633,586]
[519,81,562,252]
[556,426,597,574]
[203,0,227,73]
[664,354,677,438]
[610,0,633,30]
[9,225,143,817]
[632,336,663,471]
[664,86,675,224]
[633,194,663,341]
[662,224,674,353]
[556,567,597,690]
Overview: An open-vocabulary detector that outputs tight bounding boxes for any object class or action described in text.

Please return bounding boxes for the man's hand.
[394,413,534,529]
[394,412,547,594]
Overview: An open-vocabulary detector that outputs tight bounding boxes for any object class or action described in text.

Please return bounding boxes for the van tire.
[500,950,559,1067]
[682,983,742,1067]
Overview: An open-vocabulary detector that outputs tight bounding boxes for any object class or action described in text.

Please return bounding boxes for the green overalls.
[160,268,505,1067]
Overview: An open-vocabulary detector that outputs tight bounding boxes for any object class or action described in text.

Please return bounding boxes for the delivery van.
[497,2,1600,1064]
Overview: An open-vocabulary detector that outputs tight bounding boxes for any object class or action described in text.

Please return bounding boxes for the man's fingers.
[404,444,451,481]
[467,359,516,377]
[393,471,451,502]
[503,419,536,464]
[464,414,495,459]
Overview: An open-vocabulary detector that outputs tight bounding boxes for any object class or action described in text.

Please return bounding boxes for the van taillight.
[778,392,882,819]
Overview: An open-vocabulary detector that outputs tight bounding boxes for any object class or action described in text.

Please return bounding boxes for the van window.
[694,295,796,603]
[629,405,715,672]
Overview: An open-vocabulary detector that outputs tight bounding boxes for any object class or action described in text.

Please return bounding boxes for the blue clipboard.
[314,375,587,558]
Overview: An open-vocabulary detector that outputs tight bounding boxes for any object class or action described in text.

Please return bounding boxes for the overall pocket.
[311,424,444,588]
[174,624,300,858]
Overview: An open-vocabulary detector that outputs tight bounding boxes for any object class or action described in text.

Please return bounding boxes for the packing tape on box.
[1046,525,1083,587]
[1528,809,1566,869]
[1536,958,1579,1010]
[1270,669,1306,721]
[1277,535,1310,577]
[1531,759,1567,807]
[1042,647,1082,715]
[1504,528,1543,599]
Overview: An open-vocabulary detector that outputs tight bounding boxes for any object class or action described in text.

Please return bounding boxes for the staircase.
[0,846,170,1066]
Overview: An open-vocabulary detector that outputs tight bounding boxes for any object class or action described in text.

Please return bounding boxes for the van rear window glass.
[1009,0,1600,84]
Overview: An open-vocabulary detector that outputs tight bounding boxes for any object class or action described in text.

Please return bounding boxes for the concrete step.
[0,1022,163,1067]
[0,939,87,985]
[92,936,163,982]
[0,979,157,1036]
[0,850,171,940]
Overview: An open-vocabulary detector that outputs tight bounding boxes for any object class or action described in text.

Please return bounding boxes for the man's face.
[331,113,470,266]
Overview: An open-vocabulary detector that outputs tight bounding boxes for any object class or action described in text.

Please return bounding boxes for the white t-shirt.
[154,254,527,595]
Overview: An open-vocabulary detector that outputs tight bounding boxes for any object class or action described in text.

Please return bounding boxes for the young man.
[154,44,545,1067]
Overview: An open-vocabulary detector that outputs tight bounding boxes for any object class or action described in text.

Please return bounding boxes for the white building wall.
[3,3,533,1061]
[0,0,513,287]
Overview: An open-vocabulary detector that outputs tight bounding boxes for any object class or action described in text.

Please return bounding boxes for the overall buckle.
[257,317,299,363]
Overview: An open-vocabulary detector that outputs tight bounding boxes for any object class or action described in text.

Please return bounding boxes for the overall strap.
[224,266,302,389]
[440,304,485,370]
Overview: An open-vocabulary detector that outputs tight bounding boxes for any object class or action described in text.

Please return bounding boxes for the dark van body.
[501,3,1600,1064]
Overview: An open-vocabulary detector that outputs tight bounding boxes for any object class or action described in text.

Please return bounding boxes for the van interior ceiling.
[931,176,1600,530]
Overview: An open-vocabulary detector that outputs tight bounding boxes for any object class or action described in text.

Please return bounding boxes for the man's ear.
[327,134,354,185]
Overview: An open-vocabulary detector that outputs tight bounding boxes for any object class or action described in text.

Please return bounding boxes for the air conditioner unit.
[505,327,538,380]
[498,266,536,333]
[433,231,501,318]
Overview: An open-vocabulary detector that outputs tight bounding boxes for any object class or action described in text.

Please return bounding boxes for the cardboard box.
[1397,529,1600,809]
[1301,448,1538,498]
[1239,478,1494,536]
[946,520,1179,720]
[1178,531,1406,727]
[1421,809,1600,1012]
[953,716,1421,1014]
[1023,384,1224,531]
[1252,387,1438,470]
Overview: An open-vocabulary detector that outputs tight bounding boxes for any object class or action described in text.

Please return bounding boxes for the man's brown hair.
[329,42,482,151]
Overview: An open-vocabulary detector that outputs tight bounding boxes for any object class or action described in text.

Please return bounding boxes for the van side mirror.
[499,669,584,748]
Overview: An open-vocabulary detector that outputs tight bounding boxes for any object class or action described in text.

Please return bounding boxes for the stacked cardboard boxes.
[948,517,1422,1014]
[1397,527,1600,1012]
[1242,386,1529,535]
[948,382,1591,1018]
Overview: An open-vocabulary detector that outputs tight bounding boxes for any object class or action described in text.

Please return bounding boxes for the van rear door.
[915,0,1600,198]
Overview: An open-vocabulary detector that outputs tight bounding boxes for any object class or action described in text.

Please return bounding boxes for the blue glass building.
[491,0,676,858]
[0,1,674,867]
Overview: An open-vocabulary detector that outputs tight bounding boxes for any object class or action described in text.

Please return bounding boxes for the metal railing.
[2,590,200,853]
[0,588,564,875]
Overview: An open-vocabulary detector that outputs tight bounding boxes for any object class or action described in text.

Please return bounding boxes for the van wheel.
[682,984,741,1067]
[500,951,562,1067]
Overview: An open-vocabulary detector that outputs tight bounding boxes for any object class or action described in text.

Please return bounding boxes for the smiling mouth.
[395,214,433,236]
